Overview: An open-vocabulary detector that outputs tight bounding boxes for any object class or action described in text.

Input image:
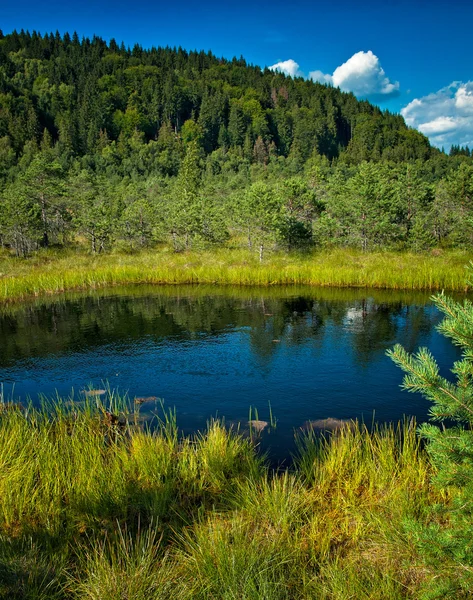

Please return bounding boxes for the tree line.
[0,29,472,257]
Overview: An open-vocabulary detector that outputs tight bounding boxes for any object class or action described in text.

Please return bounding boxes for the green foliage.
[277,177,319,249]
[162,140,227,250]
[243,181,283,260]
[70,171,117,253]
[388,274,473,597]
[0,28,435,172]
[1,153,67,255]
[116,181,157,250]
[0,29,472,259]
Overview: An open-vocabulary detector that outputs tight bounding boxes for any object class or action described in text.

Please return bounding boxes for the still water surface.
[0,285,463,461]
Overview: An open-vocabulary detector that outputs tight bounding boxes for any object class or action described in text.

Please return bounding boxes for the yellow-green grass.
[0,246,471,303]
[0,400,455,599]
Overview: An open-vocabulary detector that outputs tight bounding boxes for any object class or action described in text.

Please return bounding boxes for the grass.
[0,246,471,303]
[0,399,462,598]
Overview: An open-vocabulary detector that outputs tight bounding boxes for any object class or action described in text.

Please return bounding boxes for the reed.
[0,401,456,598]
[0,247,471,303]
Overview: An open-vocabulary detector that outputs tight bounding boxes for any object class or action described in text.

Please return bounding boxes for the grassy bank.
[0,247,471,303]
[0,400,456,599]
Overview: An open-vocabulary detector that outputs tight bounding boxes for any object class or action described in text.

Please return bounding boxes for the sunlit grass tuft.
[175,514,295,599]
[71,525,177,600]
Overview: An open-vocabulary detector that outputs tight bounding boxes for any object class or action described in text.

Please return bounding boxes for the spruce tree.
[388,280,473,597]
[166,140,202,250]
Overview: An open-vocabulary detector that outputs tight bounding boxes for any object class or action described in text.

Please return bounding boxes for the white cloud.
[268,59,302,77]
[332,51,399,97]
[270,51,398,101]
[310,51,399,99]
[309,69,333,85]
[401,82,473,149]
[455,85,473,114]
[418,117,458,135]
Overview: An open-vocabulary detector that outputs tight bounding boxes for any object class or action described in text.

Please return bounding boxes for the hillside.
[0,29,472,258]
[0,29,432,165]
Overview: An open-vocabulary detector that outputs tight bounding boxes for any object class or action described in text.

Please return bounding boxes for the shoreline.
[0,402,438,598]
[1,247,471,303]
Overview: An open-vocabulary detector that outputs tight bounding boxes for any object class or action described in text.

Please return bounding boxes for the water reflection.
[0,287,443,365]
[0,285,463,461]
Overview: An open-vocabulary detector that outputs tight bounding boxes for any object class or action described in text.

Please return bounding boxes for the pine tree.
[388,279,473,597]
[117,181,155,250]
[228,103,246,148]
[165,140,202,250]
[71,171,116,253]
[242,181,283,261]
[8,153,66,249]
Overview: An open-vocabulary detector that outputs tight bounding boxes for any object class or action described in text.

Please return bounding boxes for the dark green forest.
[1,29,473,258]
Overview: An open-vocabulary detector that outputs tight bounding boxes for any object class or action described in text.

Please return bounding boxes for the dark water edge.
[0,284,465,463]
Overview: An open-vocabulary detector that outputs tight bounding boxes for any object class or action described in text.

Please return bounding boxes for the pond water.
[0,285,464,462]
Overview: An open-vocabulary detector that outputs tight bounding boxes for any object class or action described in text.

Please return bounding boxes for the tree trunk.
[40,194,49,247]
[140,210,144,247]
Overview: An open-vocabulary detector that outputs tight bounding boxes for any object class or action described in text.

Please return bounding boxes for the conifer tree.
[166,140,202,250]
[388,280,473,597]
[242,181,282,261]
[4,153,66,250]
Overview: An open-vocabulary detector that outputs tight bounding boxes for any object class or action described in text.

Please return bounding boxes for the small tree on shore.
[242,181,283,261]
[388,275,473,597]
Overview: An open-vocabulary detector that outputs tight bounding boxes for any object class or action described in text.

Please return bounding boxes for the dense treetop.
[0,29,472,257]
[0,28,433,164]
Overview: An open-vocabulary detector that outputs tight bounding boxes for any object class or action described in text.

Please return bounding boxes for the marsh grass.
[0,400,457,598]
[0,247,470,303]
[71,525,176,600]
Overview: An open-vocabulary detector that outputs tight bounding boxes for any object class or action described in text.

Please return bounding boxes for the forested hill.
[1,29,473,259]
[0,29,431,164]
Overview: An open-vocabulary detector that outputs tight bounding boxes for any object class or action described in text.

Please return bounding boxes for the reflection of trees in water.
[246,296,437,366]
[247,297,326,366]
[0,288,438,367]
[348,300,403,366]
[347,300,436,365]
[396,305,436,353]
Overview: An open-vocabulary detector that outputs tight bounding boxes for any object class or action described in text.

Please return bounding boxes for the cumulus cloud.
[401,82,473,149]
[310,51,399,99]
[455,85,473,114]
[270,51,399,101]
[309,69,333,85]
[268,59,302,78]
[331,51,399,98]
[418,117,457,136]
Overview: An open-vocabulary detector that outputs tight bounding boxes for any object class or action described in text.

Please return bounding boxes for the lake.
[0,285,463,462]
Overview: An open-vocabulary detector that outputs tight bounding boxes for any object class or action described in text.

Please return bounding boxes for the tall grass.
[0,247,470,303]
[0,399,459,598]
[71,525,176,600]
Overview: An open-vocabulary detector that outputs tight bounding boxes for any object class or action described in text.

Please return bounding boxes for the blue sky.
[2,0,472,149]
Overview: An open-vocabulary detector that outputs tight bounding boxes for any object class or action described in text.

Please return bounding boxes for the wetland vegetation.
[0,30,473,288]
[1,28,473,598]
[0,400,444,599]
[0,283,471,598]
[0,247,471,304]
